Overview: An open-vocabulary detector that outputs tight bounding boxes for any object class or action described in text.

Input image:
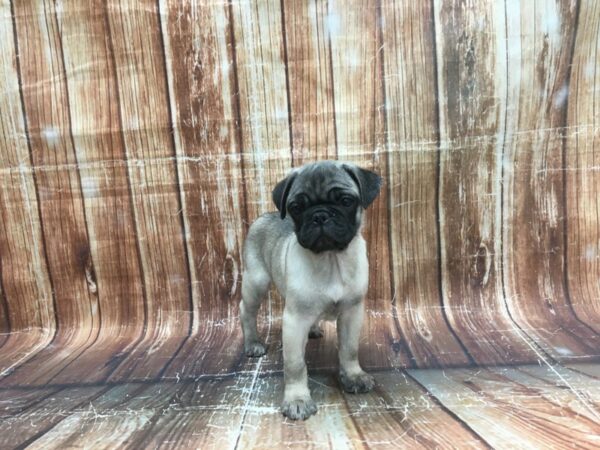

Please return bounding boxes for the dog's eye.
[288,202,302,215]
[340,196,355,207]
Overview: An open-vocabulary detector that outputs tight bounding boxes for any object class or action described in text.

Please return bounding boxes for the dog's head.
[272,161,382,253]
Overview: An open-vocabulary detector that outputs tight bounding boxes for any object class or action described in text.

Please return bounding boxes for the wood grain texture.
[236,371,489,448]
[282,0,337,163]
[502,0,600,363]
[497,364,600,421]
[236,374,365,448]
[0,385,107,448]
[381,0,471,368]
[1,364,598,449]
[231,0,291,222]
[26,383,181,449]
[101,0,193,381]
[0,9,54,337]
[566,0,600,335]
[341,371,488,448]
[409,365,600,449]
[0,0,55,373]
[160,0,245,324]
[434,0,538,364]
[156,0,247,380]
[6,0,101,385]
[41,0,149,385]
[567,363,600,379]
[0,0,598,397]
[123,378,251,449]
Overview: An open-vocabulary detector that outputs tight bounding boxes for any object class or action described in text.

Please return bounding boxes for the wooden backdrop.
[0,0,599,386]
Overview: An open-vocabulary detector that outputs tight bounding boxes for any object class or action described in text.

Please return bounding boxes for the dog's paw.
[339,370,375,394]
[244,342,266,357]
[281,397,318,420]
[308,325,324,339]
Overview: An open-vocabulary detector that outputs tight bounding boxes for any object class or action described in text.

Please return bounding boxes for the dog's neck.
[298,232,365,266]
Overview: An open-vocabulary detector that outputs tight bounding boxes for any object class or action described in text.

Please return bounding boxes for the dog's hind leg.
[240,265,270,357]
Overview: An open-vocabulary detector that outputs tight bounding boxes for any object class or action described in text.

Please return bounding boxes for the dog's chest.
[312,260,363,302]
[286,239,368,306]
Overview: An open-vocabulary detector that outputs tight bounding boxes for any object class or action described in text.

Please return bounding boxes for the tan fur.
[240,162,379,420]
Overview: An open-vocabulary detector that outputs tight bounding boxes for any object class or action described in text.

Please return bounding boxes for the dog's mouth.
[297,228,350,253]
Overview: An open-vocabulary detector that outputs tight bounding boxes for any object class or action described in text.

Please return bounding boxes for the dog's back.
[243,212,293,273]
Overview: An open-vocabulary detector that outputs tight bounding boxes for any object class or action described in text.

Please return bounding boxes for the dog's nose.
[312,211,330,225]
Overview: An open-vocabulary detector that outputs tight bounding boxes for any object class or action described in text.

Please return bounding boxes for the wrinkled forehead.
[289,163,358,200]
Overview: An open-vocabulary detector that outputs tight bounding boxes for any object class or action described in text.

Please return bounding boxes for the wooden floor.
[1,327,599,449]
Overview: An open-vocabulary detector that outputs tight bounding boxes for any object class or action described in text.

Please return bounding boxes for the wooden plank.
[565,0,600,334]
[30,0,150,385]
[156,0,247,378]
[0,291,8,346]
[237,373,365,448]
[381,0,471,367]
[328,0,411,369]
[3,0,102,386]
[328,0,378,158]
[0,329,55,381]
[1,0,168,388]
[24,382,180,450]
[282,0,336,162]
[102,0,193,381]
[4,367,600,447]
[0,387,61,418]
[5,372,487,449]
[342,371,488,448]
[231,0,291,221]
[159,0,245,325]
[0,385,106,448]
[493,365,600,420]
[3,327,246,387]
[122,377,253,449]
[566,363,600,379]
[162,326,247,380]
[0,0,55,364]
[502,0,600,361]
[409,366,600,449]
[433,0,536,364]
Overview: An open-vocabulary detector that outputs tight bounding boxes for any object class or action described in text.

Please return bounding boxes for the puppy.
[239,161,382,420]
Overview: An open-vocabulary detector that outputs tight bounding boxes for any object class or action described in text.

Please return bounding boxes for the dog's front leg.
[281,306,318,420]
[337,300,375,393]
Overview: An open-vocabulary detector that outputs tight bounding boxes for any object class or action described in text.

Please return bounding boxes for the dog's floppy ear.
[272,171,298,219]
[343,165,382,209]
